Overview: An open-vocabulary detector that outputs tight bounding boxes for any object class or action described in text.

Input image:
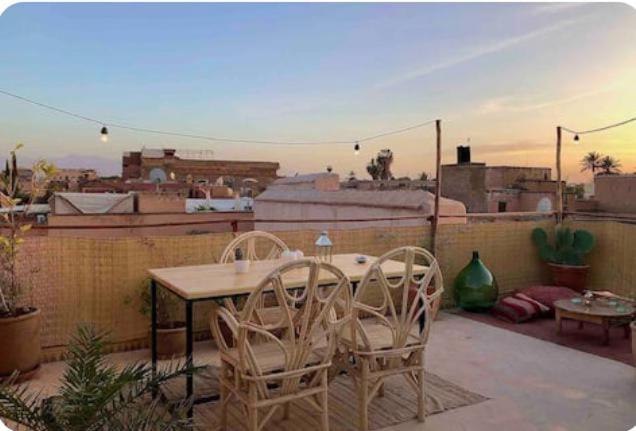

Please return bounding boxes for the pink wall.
[44,212,254,237]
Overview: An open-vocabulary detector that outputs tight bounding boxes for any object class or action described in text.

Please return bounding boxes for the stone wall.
[594,174,636,213]
[441,164,488,212]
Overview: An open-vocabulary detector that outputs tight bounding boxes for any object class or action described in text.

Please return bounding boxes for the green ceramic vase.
[453,251,498,312]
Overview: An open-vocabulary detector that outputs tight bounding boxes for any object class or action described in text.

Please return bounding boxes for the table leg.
[555,310,562,335]
[186,300,194,419]
[624,324,630,339]
[602,321,610,346]
[151,280,158,398]
[578,321,584,330]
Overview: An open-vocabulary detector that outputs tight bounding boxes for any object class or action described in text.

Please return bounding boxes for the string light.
[100,126,109,143]
[0,88,438,147]
[562,116,636,144]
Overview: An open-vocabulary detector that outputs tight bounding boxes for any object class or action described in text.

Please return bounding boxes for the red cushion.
[491,293,548,323]
[518,285,579,311]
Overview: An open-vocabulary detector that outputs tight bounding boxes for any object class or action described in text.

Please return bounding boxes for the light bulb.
[354,142,360,155]
[573,134,580,144]
[100,126,109,143]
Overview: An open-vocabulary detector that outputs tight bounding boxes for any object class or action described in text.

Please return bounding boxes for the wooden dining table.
[147,253,427,417]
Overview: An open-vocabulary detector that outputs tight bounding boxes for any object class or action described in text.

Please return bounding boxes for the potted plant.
[0,145,54,381]
[631,320,636,367]
[135,277,186,360]
[0,325,197,430]
[531,225,595,292]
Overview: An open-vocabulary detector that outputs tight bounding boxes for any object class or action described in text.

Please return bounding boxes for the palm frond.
[0,374,50,431]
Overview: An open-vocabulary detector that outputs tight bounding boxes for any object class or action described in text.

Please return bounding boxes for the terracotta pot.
[547,263,589,292]
[151,322,186,360]
[631,321,636,368]
[0,308,41,381]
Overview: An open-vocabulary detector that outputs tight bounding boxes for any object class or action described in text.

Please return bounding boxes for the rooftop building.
[122,148,280,195]
[254,173,466,231]
[441,145,566,213]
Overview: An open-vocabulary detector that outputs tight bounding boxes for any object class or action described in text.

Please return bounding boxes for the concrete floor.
[9,312,636,431]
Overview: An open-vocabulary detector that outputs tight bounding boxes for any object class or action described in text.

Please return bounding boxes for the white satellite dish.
[149,168,167,183]
[537,197,553,213]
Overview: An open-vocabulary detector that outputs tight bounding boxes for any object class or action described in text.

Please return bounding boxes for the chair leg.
[219,382,228,430]
[247,382,258,431]
[416,352,426,423]
[320,372,330,431]
[378,382,385,398]
[358,358,370,431]
[248,406,258,431]
[283,402,291,420]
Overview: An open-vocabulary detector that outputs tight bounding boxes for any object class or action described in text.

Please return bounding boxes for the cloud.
[476,84,621,115]
[529,3,585,16]
[377,17,584,88]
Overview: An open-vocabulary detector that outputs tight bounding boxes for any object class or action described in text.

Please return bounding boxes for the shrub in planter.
[134,277,186,360]
[124,238,187,360]
[531,225,595,292]
[0,145,54,381]
[0,325,197,430]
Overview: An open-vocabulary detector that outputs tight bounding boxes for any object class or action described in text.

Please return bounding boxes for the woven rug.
[162,366,487,430]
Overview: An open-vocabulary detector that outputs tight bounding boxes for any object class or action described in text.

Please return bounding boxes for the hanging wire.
[561,116,636,136]
[0,88,437,145]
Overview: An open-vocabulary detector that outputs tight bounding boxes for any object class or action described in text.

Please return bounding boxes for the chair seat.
[224,338,328,374]
[341,318,422,352]
[255,306,295,327]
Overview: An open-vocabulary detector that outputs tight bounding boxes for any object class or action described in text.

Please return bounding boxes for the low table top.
[554,298,635,318]
[148,253,428,301]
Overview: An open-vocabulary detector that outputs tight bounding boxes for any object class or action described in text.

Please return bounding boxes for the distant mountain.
[1,154,121,177]
[48,155,121,176]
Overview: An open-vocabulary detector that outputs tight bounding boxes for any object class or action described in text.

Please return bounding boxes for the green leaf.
[573,230,595,254]
[555,227,574,249]
[531,228,548,246]
[538,244,556,262]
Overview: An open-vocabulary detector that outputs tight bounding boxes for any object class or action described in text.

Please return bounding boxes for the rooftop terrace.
[21,312,636,430]
[2,215,635,430]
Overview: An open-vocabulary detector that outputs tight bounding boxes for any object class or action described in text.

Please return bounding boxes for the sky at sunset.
[0,2,634,183]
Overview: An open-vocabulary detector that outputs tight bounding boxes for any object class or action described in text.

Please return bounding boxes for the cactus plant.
[531,226,595,266]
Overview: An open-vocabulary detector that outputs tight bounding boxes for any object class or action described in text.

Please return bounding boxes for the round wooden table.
[554,299,635,346]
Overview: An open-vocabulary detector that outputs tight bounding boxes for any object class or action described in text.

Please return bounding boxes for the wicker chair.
[210,259,352,431]
[219,231,290,325]
[342,246,443,431]
[220,230,289,263]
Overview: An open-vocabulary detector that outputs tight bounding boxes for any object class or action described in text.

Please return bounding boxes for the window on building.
[498,201,507,212]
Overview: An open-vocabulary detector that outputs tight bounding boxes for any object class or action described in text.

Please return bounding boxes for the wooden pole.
[432,119,442,256]
[556,126,563,224]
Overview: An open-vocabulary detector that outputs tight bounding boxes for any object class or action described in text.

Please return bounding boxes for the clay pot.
[152,322,186,360]
[0,308,41,381]
[548,263,589,292]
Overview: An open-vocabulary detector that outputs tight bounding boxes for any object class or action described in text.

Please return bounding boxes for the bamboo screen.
[22,220,635,361]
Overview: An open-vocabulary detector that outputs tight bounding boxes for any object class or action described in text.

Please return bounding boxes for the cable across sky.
[0,88,438,146]
[562,116,636,136]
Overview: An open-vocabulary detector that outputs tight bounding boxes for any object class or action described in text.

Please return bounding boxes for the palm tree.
[599,156,621,175]
[0,325,197,431]
[366,159,380,180]
[580,151,603,174]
